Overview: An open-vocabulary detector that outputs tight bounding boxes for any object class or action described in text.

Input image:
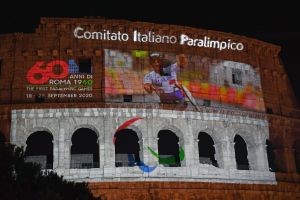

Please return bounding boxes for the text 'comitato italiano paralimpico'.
[73,27,244,51]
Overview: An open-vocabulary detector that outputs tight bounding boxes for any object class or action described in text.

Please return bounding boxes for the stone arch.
[70,127,100,168]
[126,124,143,141]
[156,124,185,167]
[114,127,143,167]
[231,127,256,147]
[70,124,102,141]
[25,126,56,147]
[156,124,184,145]
[126,124,144,163]
[194,127,220,145]
[25,130,54,169]
[233,126,270,171]
[197,131,218,167]
[195,126,225,168]
[234,134,249,170]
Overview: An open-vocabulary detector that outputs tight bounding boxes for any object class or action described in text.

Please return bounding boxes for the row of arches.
[25,129,100,169]
[24,128,278,171]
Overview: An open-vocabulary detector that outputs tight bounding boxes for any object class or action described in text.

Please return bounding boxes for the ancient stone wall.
[1,17,300,199]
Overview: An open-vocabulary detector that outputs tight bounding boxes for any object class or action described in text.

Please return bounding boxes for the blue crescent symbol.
[127,154,157,173]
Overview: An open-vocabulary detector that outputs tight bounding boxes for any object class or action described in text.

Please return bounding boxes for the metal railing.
[70,154,99,169]
[115,153,140,167]
[70,162,99,169]
[25,155,53,169]
[237,164,249,170]
[199,157,218,167]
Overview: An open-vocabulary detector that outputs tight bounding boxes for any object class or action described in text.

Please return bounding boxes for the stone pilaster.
[99,137,105,169]
[248,142,269,171]
[218,139,236,169]
[103,117,115,168]
[57,125,66,169]
[143,137,159,166]
[53,140,59,169]
[64,139,71,169]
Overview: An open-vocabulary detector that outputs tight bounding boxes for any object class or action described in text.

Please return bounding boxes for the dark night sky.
[1,1,300,105]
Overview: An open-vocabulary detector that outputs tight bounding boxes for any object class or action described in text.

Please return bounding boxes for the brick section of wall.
[0,17,299,115]
[88,181,300,200]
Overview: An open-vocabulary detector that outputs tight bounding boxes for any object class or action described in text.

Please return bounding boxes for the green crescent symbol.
[147,146,185,164]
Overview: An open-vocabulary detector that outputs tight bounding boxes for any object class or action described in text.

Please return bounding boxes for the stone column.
[143,137,159,166]
[213,142,223,168]
[217,139,236,169]
[103,117,115,168]
[53,140,59,169]
[99,137,105,169]
[249,142,269,171]
[193,139,200,166]
[179,120,194,168]
[64,139,71,169]
[57,127,66,169]
[180,134,192,168]
[10,111,17,144]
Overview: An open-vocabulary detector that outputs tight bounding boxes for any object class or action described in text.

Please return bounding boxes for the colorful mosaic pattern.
[105,49,265,112]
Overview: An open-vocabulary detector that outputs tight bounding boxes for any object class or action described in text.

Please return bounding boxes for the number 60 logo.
[26,60,69,84]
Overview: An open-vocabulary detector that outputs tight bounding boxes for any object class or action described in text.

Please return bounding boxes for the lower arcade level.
[10,106,276,184]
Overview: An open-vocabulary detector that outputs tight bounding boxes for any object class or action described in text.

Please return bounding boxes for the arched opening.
[157,130,181,167]
[234,135,249,170]
[266,139,276,172]
[71,128,99,168]
[198,132,218,167]
[294,140,300,174]
[25,131,53,169]
[114,129,141,167]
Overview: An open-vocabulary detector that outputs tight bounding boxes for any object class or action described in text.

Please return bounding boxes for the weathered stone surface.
[11,107,274,184]
[1,17,300,199]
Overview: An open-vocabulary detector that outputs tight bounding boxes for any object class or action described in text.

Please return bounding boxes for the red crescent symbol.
[113,117,143,144]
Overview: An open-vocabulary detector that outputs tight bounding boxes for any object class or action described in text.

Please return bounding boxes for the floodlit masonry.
[11,107,274,183]
[0,17,300,200]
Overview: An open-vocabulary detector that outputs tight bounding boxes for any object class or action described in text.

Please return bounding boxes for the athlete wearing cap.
[143,53,188,104]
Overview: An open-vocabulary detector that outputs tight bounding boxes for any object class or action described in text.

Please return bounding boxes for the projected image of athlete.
[159,54,198,108]
[143,52,188,105]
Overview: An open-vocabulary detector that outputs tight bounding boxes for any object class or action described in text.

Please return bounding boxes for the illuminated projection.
[113,117,185,172]
[105,49,265,112]
[26,59,93,101]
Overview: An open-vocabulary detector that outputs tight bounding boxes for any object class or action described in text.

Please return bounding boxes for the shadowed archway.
[25,131,53,169]
[157,130,181,167]
[198,132,218,167]
[234,134,249,170]
[114,129,141,167]
[71,128,99,168]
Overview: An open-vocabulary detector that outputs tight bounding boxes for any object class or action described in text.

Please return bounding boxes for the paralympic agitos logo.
[114,118,185,173]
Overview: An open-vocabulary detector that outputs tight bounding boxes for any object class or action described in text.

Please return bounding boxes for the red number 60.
[26,60,68,84]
